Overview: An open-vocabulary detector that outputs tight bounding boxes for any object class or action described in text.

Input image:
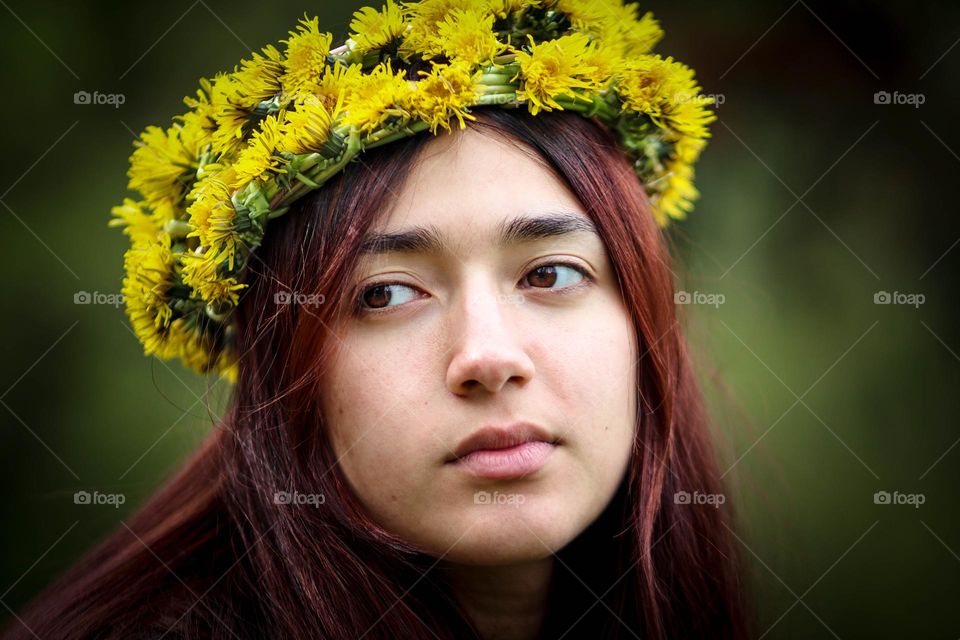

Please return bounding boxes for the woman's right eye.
[355,282,421,314]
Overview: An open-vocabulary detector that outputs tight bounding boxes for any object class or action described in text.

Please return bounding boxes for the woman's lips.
[448,440,556,480]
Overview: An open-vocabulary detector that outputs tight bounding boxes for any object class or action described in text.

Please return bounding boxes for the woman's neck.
[440,556,556,640]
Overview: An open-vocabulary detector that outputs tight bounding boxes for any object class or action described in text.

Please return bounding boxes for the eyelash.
[353,260,594,316]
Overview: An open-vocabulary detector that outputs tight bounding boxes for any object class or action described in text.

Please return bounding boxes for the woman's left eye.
[521,262,590,290]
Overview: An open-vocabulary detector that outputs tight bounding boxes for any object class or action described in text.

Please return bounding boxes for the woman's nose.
[445,286,536,396]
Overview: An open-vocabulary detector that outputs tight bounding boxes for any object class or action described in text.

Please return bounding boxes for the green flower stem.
[480,73,517,85]
[163,219,193,239]
[204,303,232,322]
[554,95,619,121]
[484,59,519,72]
[296,154,321,174]
[294,173,321,188]
[272,129,364,209]
[363,120,431,150]
[476,92,518,106]
[266,206,289,220]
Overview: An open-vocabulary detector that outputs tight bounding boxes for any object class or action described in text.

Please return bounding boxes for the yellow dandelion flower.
[128,123,199,213]
[554,1,662,55]
[652,162,696,227]
[578,40,623,86]
[350,0,408,54]
[156,317,223,377]
[216,349,239,384]
[341,61,415,134]
[666,94,716,139]
[180,249,248,308]
[616,56,671,115]
[412,60,481,133]
[399,0,489,59]
[186,168,243,270]
[555,0,612,34]
[206,47,286,159]
[282,92,342,154]
[282,15,334,98]
[617,9,664,57]
[673,132,708,164]
[233,44,285,103]
[180,78,217,136]
[617,55,715,138]
[109,198,161,246]
[433,8,507,67]
[210,72,254,158]
[488,0,539,19]
[121,232,176,355]
[305,63,360,114]
[650,137,706,226]
[514,33,604,115]
[179,111,217,163]
[233,114,288,186]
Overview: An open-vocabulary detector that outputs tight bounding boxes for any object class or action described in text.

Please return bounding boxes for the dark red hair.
[3,107,753,639]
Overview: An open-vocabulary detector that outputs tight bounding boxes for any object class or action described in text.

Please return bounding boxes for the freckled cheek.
[542,313,636,447]
[324,348,441,507]
[330,414,438,520]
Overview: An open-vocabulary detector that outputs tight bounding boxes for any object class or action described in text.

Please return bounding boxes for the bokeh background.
[1,1,957,637]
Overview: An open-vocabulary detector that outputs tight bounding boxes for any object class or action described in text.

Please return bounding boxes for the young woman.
[3,2,753,638]
[2,106,751,640]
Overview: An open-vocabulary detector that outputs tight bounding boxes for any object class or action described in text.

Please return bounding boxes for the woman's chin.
[418,500,582,565]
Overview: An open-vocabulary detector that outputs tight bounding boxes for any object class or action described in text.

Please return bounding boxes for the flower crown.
[109,0,716,384]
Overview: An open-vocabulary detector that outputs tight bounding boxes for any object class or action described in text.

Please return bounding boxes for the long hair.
[3,107,753,639]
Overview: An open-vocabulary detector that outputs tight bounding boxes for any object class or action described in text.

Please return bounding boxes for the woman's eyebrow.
[359,211,599,256]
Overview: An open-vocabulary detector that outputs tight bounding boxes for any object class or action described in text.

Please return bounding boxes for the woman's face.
[320,126,638,565]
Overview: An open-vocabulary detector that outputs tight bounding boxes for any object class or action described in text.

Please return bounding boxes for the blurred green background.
[1,1,957,637]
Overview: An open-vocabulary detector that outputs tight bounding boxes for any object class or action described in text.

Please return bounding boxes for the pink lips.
[447,422,558,480]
